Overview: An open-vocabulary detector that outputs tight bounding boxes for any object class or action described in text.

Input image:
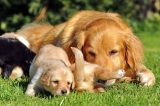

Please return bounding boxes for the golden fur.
[16,22,66,53]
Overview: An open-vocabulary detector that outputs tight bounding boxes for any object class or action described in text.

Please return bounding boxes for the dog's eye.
[67,82,71,85]
[88,51,96,57]
[52,80,59,84]
[109,50,118,56]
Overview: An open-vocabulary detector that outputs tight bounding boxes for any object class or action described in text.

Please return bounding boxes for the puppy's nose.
[61,89,67,95]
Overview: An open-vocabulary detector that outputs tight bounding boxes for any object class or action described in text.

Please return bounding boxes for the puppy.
[71,47,125,93]
[25,44,74,96]
[0,33,35,79]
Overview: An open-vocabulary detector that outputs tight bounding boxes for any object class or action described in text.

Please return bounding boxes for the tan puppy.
[71,47,125,93]
[25,44,74,96]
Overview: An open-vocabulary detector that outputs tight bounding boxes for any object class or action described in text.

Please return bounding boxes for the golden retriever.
[56,10,155,86]
[25,44,74,96]
[71,47,125,92]
[15,10,155,86]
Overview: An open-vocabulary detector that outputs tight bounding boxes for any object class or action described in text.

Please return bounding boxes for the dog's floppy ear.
[63,31,86,50]
[62,31,86,63]
[124,33,143,70]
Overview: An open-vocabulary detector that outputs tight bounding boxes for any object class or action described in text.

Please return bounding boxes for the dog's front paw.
[136,71,155,86]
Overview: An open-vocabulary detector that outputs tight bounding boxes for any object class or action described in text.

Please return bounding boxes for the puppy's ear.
[71,47,85,83]
[124,33,143,70]
[40,72,51,86]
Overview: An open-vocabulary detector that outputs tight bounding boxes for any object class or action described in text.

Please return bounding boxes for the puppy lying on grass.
[0,33,35,79]
[25,44,74,96]
[71,47,125,93]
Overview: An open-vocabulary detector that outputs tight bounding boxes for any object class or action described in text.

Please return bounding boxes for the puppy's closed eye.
[52,80,59,84]
[67,82,71,85]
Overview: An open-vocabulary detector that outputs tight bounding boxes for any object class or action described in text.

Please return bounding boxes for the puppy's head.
[40,60,74,95]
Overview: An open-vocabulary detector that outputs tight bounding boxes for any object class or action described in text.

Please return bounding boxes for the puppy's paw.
[136,71,155,86]
[117,77,133,83]
[94,87,105,93]
[10,66,23,79]
[117,69,125,78]
[25,84,36,96]
[105,79,116,86]
[94,83,105,93]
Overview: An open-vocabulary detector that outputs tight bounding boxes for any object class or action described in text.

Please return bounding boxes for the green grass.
[0,31,160,106]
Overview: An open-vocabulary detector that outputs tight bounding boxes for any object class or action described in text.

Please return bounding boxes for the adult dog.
[16,10,155,86]
[56,10,155,86]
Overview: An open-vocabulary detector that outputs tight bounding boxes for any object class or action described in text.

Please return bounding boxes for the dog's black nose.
[61,89,67,95]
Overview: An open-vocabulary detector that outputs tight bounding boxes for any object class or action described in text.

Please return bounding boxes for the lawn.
[0,31,160,106]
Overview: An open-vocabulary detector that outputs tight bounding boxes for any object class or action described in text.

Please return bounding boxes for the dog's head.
[40,60,74,95]
[63,13,143,78]
[82,19,143,77]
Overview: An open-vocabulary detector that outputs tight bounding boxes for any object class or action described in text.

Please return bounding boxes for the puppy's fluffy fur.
[71,47,125,92]
[25,44,74,96]
[0,33,35,79]
[16,10,155,86]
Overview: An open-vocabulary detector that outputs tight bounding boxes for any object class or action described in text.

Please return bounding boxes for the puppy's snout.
[61,89,67,95]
